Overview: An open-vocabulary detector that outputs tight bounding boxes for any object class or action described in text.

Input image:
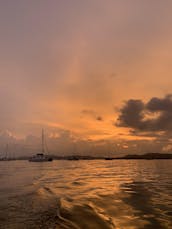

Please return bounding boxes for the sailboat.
[0,144,10,161]
[29,129,53,162]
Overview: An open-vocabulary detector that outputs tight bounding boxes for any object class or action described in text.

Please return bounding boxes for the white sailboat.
[29,129,53,162]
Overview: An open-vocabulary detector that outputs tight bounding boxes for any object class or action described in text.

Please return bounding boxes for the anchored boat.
[29,130,53,162]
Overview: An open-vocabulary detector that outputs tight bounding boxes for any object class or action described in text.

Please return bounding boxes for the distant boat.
[67,156,79,160]
[104,157,114,160]
[0,144,11,161]
[29,153,53,162]
[29,129,53,162]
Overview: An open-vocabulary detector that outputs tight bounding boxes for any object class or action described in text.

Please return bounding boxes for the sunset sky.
[1,1,172,155]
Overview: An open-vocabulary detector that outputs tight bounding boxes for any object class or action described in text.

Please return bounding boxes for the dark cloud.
[146,94,172,112]
[117,95,172,133]
[81,109,103,121]
[96,116,103,121]
[117,99,145,129]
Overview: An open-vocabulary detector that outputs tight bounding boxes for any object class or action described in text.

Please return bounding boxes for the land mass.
[107,153,172,160]
[1,153,172,161]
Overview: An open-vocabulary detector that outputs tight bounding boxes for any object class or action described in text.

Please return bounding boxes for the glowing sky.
[1,1,172,154]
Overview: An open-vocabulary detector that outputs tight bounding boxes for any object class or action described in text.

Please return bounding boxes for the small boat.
[67,156,79,160]
[0,144,11,161]
[104,157,114,160]
[29,153,53,162]
[29,129,53,162]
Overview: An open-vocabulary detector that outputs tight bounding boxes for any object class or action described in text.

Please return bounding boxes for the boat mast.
[5,144,8,159]
[42,129,45,154]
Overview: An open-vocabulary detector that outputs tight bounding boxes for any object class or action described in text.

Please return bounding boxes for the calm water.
[0,160,172,229]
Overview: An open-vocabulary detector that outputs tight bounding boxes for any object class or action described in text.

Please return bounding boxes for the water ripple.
[0,160,172,228]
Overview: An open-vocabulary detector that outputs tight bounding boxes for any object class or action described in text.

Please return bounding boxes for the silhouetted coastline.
[120,153,172,160]
[105,153,172,160]
[1,152,172,161]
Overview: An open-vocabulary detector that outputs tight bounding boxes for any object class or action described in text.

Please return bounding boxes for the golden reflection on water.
[0,160,172,228]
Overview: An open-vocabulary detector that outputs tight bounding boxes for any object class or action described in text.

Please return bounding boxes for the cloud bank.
[117,94,172,135]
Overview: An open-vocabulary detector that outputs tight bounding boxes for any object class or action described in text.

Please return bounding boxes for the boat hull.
[29,158,53,162]
[29,154,53,162]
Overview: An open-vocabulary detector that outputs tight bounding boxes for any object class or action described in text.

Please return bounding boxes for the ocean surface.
[0,160,172,229]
